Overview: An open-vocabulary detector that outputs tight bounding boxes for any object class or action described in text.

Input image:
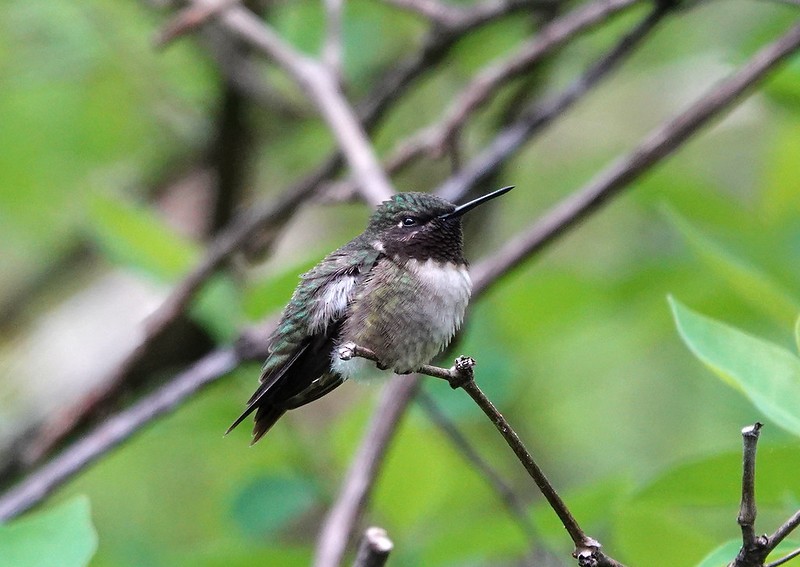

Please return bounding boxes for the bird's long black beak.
[438,185,514,220]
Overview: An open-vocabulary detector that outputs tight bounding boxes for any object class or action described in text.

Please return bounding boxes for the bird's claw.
[337,342,357,360]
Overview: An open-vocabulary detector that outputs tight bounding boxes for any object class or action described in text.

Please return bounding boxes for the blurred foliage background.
[1,0,800,565]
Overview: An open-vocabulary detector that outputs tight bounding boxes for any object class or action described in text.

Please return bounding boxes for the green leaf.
[0,496,97,567]
[616,448,800,566]
[87,194,200,281]
[230,475,318,539]
[669,296,800,437]
[668,210,800,328]
[696,539,800,567]
[693,539,741,567]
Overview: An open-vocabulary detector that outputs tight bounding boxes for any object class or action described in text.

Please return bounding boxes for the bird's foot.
[337,342,358,361]
[338,342,390,370]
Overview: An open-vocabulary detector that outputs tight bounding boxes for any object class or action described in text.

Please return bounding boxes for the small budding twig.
[729,422,770,567]
[337,343,625,567]
[352,526,393,567]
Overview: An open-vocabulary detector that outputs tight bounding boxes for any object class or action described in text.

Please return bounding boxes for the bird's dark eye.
[401,217,417,227]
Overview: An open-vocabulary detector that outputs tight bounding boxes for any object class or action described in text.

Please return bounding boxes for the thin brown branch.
[338,344,625,566]
[469,20,800,293]
[739,423,763,548]
[729,423,769,567]
[0,348,241,522]
[313,376,420,567]
[352,527,393,567]
[214,3,395,205]
[768,510,800,555]
[375,0,644,185]
[323,0,344,79]
[766,547,800,567]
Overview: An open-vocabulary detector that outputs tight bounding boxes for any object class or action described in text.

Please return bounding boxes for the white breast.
[406,258,472,343]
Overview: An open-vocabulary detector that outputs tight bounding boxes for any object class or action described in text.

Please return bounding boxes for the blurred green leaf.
[242,258,319,321]
[668,210,800,328]
[531,476,632,547]
[616,447,800,566]
[796,315,800,354]
[694,539,740,567]
[192,274,243,342]
[695,539,800,567]
[87,194,200,281]
[670,296,800,437]
[230,475,318,539]
[0,495,97,567]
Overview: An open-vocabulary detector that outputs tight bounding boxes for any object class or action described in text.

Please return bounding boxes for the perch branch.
[337,344,624,566]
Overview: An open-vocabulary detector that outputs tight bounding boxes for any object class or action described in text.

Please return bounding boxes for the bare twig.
[338,344,625,566]
[214,3,395,205]
[0,348,241,521]
[738,423,763,549]
[352,527,393,567]
[470,20,800,292]
[766,547,800,567]
[391,0,642,165]
[729,423,769,567]
[314,376,420,567]
[323,0,344,79]
[769,510,800,554]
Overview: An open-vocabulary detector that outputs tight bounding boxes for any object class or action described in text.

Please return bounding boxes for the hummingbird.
[228,185,513,443]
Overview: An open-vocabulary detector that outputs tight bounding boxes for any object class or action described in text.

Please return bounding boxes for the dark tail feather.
[251,405,286,444]
[225,404,257,436]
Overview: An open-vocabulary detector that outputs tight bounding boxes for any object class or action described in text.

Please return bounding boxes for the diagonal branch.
[212,3,394,205]
[0,348,242,522]
[470,20,800,292]
[337,345,625,566]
